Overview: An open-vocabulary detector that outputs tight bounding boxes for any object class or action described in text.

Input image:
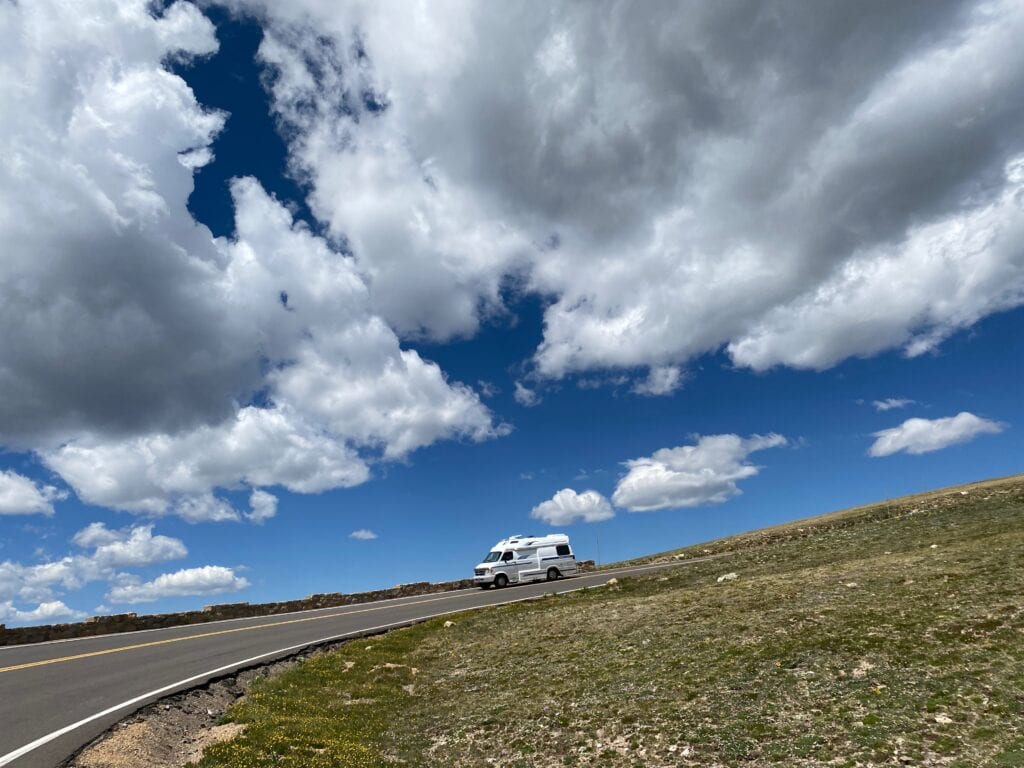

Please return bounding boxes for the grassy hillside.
[196,475,1024,767]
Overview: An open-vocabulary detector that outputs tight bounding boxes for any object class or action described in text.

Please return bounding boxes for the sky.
[0,0,1021,626]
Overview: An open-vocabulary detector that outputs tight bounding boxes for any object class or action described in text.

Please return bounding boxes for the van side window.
[556,544,571,556]
[501,551,514,561]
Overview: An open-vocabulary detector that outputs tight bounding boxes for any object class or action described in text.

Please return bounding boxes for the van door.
[496,550,517,583]
[515,547,542,582]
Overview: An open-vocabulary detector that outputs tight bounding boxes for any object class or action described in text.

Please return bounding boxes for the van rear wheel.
[546,568,560,581]
[494,573,509,588]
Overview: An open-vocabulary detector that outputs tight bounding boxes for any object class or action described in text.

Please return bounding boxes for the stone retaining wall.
[0,578,476,646]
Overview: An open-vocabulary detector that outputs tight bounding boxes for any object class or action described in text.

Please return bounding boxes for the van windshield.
[482,552,501,563]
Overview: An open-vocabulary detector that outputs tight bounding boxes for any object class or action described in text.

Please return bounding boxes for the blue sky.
[0,0,1021,625]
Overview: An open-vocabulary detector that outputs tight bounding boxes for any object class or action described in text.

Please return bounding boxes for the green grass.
[196,475,1024,767]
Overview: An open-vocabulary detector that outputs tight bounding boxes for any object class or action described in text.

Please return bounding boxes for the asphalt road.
[0,558,709,767]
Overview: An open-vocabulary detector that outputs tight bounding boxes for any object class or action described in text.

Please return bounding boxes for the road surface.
[0,558,708,767]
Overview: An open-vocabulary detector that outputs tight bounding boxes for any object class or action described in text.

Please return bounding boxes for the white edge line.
[0,557,714,652]
[0,586,599,767]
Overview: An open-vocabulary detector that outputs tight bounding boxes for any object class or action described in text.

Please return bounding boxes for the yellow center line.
[0,591,468,675]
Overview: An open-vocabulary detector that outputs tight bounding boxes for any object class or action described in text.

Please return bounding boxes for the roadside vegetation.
[196,475,1024,767]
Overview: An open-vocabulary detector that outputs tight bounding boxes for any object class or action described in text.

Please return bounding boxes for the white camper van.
[473,534,578,588]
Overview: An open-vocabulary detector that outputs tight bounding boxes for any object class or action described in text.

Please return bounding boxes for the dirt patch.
[66,641,350,768]
[73,721,244,768]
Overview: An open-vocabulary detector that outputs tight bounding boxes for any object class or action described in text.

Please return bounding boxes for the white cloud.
[0,470,66,516]
[530,488,614,526]
[175,493,242,524]
[106,565,249,604]
[250,17,533,343]
[612,434,786,512]
[0,1,505,521]
[868,412,1006,457]
[42,404,370,516]
[228,0,1024,384]
[83,524,188,569]
[0,0,229,447]
[633,366,684,397]
[0,600,86,625]
[247,490,278,524]
[349,529,378,540]
[513,382,540,408]
[872,398,916,412]
[0,523,188,607]
[71,522,124,549]
[31,179,506,520]
[727,156,1024,370]
[2,0,1022,524]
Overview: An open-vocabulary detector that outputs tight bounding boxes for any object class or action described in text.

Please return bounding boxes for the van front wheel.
[546,568,560,581]
[494,573,509,588]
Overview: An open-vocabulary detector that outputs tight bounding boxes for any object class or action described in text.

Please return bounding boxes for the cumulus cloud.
[4,0,1022,523]
[868,412,1005,457]
[633,367,684,397]
[247,490,278,524]
[612,434,786,512]
[0,470,66,516]
[70,522,124,549]
[31,177,504,520]
[42,404,370,516]
[0,600,86,625]
[531,489,614,526]
[349,529,378,540]
[513,382,540,408]
[0,0,504,520]
[76,524,188,569]
[106,565,249,604]
[227,0,1024,384]
[175,493,242,524]
[872,398,916,412]
[727,158,1024,370]
[0,521,247,623]
[0,522,189,622]
[0,0,229,446]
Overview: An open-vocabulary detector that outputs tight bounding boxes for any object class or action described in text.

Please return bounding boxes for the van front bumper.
[473,572,496,585]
